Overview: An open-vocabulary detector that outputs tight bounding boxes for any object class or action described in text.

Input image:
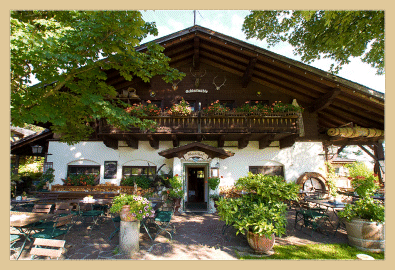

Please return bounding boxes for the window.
[148,100,163,109]
[218,100,235,110]
[249,166,284,177]
[67,165,100,176]
[122,166,157,180]
[185,100,196,111]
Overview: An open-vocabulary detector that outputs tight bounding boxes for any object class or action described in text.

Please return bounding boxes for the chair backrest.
[55,214,74,227]
[32,204,53,214]
[54,203,73,215]
[30,238,66,260]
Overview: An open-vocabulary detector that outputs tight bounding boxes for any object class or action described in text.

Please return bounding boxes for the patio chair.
[54,202,73,216]
[10,234,27,260]
[294,202,331,236]
[30,238,66,260]
[32,203,53,214]
[31,214,74,240]
[108,215,121,241]
[152,208,175,240]
[80,203,104,230]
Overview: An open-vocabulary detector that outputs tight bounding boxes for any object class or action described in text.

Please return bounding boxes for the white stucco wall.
[48,140,325,187]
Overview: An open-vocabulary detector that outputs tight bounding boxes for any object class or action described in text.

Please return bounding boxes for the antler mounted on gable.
[190,68,206,88]
[172,79,182,91]
[213,75,226,90]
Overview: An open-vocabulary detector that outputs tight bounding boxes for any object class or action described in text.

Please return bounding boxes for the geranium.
[168,98,192,116]
[62,174,97,186]
[110,194,155,221]
[125,102,161,117]
[167,174,184,199]
[203,100,230,115]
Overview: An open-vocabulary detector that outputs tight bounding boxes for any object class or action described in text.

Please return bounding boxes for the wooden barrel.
[345,219,385,253]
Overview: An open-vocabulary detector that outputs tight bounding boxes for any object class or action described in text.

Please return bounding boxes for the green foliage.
[242,10,384,75]
[217,173,299,237]
[167,174,183,199]
[234,101,303,114]
[338,163,384,222]
[36,168,55,190]
[11,11,185,144]
[125,101,161,117]
[109,194,155,220]
[324,162,338,197]
[208,177,220,190]
[120,175,151,189]
[237,243,384,260]
[62,174,97,186]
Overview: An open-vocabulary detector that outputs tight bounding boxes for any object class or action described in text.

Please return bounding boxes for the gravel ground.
[11,209,348,260]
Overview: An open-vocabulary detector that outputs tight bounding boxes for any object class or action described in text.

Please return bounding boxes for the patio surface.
[11,209,348,260]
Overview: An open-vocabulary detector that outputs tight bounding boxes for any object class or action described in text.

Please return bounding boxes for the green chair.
[108,215,121,241]
[10,234,27,260]
[31,214,74,240]
[152,210,175,240]
[80,204,104,230]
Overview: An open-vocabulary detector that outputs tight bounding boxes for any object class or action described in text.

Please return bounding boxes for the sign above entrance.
[182,151,211,162]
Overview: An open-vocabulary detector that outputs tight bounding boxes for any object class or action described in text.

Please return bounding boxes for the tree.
[242,10,384,75]
[11,11,185,144]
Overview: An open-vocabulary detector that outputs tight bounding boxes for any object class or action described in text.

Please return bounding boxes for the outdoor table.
[10,211,54,246]
[305,198,346,235]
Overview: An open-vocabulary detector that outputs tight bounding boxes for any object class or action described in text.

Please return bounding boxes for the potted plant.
[110,194,155,221]
[208,176,220,191]
[202,100,230,116]
[209,194,221,207]
[338,166,385,253]
[166,174,184,214]
[217,173,299,254]
[167,98,192,117]
[21,191,27,201]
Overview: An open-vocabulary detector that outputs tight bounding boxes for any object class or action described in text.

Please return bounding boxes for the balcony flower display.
[168,98,192,117]
[235,101,268,115]
[125,101,161,117]
[203,100,230,116]
[268,101,304,113]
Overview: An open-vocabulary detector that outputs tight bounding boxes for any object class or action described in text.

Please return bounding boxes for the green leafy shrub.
[167,174,183,199]
[120,175,152,189]
[208,177,220,190]
[217,173,299,238]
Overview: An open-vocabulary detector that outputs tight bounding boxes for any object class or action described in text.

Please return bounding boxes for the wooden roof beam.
[238,134,251,149]
[309,88,342,113]
[218,135,225,147]
[124,135,138,149]
[193,36,200,70]
[242,57,257,88]
[259,134,275,149]
[279,134,299,149]
[103,135,118,150]
[147,135,159,149]
[171,134,179,147]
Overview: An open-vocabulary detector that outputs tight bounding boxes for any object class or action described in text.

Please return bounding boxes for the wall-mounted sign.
[104,161,117,179]
[183,151,211,162]
[185,89,208,94]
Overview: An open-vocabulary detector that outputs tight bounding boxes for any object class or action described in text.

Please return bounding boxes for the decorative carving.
[182,151,211,162]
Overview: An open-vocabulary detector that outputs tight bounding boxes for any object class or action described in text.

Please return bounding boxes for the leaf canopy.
[242,10,384,75]
[11,10,185,144]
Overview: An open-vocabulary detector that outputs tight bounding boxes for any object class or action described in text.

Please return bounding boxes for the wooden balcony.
[99,111,300,135]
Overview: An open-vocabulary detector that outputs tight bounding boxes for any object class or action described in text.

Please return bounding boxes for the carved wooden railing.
[99,111,300,134]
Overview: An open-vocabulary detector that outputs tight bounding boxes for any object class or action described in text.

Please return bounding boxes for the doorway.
[185,166,207,211]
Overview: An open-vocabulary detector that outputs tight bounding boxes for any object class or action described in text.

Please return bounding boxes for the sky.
[140,10,385,94]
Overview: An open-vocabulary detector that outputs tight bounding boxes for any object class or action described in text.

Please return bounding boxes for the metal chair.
[30,238,66,260]
[108,215,121,240]
[294,201,330,236]
[80,204,104,230]
[54,202,73,216]
[152,209,175,240]
[31,214,74,240]
[10,234,27,260]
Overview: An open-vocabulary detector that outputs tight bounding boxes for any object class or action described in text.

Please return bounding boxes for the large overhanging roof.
[135,25,384,135]
[158,142,235,159]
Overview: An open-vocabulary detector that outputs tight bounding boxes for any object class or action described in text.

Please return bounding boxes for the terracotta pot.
[247,231,275,254]
[119,205,138,222]
[173,198,181,214]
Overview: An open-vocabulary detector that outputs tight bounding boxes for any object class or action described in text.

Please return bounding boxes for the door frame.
[183,163,209,210]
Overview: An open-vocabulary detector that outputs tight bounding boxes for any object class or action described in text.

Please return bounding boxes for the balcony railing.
[99,111,300,134]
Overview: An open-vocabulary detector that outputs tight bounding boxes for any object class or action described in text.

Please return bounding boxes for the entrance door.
[186,167,207,211]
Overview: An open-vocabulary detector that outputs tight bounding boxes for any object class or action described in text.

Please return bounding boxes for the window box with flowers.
[235,101,267,116]
[203,100,230,117]
[167,98,192,117]
[125,101,161,117]
[166,174,183,214]
[62,174,99,186]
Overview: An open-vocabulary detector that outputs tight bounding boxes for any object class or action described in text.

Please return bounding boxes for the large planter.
[247,231,275,254]
[345,218,385,253]
[173,198,181,215]
[119,205,138,222]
